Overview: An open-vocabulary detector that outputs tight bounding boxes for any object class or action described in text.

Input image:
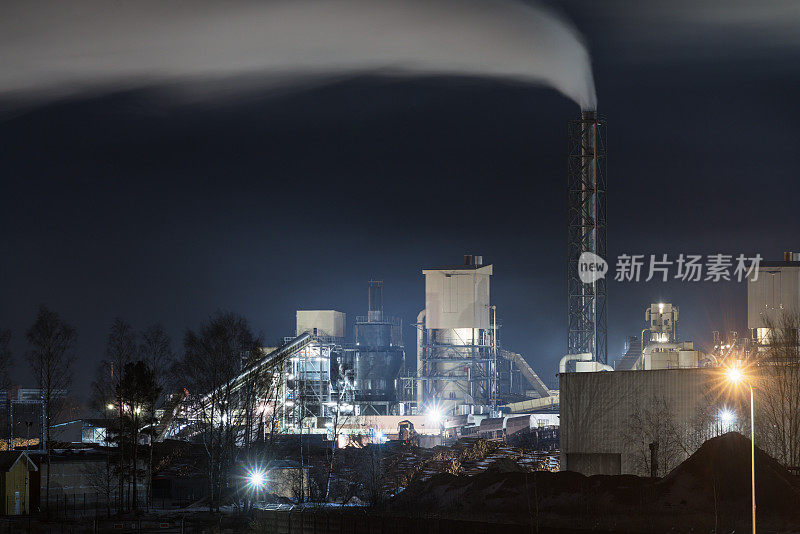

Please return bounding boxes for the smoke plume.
[0,0,596,109]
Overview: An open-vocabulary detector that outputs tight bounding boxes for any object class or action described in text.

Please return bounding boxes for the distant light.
[375,431,385,443]
[106,404,115,410]
[428,408,443,424]
[718,408,736,425]
[247,469,266,489]
[726,366,744,384]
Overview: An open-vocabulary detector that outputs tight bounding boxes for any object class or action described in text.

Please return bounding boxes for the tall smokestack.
[567,110,607,363]
[368,280,384,322]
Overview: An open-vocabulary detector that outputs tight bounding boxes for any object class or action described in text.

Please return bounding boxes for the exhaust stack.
[567,110,608,363]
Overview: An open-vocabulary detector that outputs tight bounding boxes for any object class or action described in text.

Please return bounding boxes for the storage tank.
[353,281,405,411]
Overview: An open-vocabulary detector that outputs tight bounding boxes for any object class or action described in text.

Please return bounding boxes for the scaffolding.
[416,324,495,414]
[281,337,352,431]
[567,110,608,363]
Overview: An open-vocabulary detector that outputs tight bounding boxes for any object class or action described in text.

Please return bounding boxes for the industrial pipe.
[559,352,591,373]
[559,352,613,373]
[416,309,426,407]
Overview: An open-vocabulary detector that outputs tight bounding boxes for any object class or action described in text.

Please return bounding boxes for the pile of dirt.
[391,469,589,515]
[389,433,800,530]
[484,457,526,474]
[658,431,800,518]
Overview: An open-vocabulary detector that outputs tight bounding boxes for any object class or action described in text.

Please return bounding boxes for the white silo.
[416,255,494,415]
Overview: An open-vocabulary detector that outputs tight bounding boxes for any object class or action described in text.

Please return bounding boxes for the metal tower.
[567,110,607,363]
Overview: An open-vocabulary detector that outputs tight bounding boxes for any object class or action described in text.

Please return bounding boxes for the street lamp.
[725,364,756,534]
[247,467,267,494]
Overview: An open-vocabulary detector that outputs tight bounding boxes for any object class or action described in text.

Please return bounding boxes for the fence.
[252,509,619,534]
[40,489,204,520]
[0,516,185,534]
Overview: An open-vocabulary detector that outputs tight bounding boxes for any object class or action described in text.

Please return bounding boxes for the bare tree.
[139,324,174,510]
[755,313,800,468]
[82,459,115,517]
[358,444,385,506]
[231,347,272,512]
[623,395,683,477]
[89,359,118,515]
[103,318,137,511]
[118,361,161,512]
[176,311,261,512]
[0,329,12,391]
[25,305,76,513]
[323,397,355,502]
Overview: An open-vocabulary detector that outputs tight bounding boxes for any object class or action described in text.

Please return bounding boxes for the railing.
[354,316,402,326]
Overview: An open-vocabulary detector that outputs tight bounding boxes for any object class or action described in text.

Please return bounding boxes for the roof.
[760,261,800,268]
[82,418,116,428]
[423,264,493,272]
[0,451,37,472]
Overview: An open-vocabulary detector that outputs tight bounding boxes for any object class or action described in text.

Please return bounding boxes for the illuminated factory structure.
[276,266,553,430]
[415,255,495,413]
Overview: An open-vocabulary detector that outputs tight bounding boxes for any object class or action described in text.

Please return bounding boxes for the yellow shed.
[0,452,37,515]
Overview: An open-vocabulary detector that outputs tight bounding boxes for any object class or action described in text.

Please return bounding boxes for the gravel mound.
[390,433,800,531]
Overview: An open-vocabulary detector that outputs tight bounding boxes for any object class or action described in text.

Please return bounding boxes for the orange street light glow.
[726,366,744,384]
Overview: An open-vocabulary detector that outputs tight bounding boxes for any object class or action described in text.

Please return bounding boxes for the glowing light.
[718,408,736,425]
[428,408,443,425]
[106,404,115,410]
[726,366,744,384]
[247,469,266,489]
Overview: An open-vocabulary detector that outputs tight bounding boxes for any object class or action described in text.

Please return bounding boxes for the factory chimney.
[463,254,483,267]
[567,110,608,363]
[368,280,384,322]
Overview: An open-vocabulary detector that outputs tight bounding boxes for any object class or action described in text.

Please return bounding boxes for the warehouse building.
[559,367,723,476]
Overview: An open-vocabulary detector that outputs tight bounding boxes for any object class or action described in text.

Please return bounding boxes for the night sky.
[2,1,799,398]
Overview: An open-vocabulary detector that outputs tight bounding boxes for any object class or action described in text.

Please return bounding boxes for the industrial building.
[154,260,557,448]
[413,255,555,418]
[350,281,406,414]
[748,252,800,343]
[559,300,716,475]
[416,255,495,413]
[613,303,710,371]
[560,367,717,476]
